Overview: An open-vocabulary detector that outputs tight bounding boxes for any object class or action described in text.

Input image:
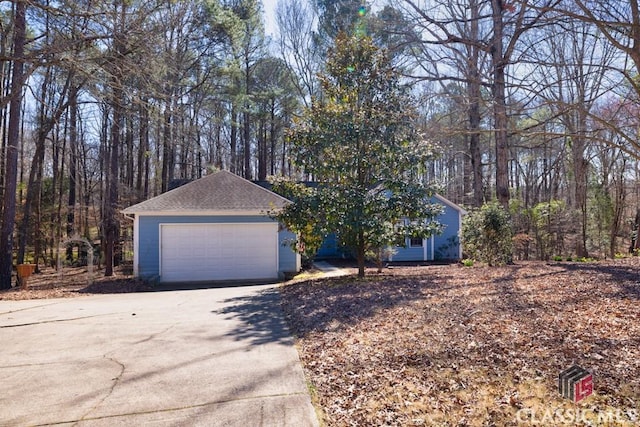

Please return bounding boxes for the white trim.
[275,227,280,276]
[423,237,427,261]
[459,214,464,260]
[431,235,435,261]
[125,209,275,217]
[133,215,139,276]
[433,193,468,215]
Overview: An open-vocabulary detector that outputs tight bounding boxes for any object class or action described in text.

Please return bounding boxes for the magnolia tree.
[273,32,442,277]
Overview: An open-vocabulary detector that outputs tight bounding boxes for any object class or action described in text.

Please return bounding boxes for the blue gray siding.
[312,195,463,262]
[392,242,431,262]
[433,204,462,260]
[316,233,341,259]
[278,228,301,274]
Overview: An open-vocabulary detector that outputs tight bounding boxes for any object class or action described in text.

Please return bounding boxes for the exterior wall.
[433,203,462,260]
[391,238,432,262]
[313,195,464,262]
[316,233,341,259]
[135,215,298,279]
[278,228,301,275]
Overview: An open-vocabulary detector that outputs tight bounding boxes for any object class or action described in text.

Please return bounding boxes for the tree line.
[0,0,638,288]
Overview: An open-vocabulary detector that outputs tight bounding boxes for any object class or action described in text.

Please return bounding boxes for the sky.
[262,0,279,37]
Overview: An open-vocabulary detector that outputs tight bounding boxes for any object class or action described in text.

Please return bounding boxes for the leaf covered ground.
[0,265,150,300]
[281,259,640,426]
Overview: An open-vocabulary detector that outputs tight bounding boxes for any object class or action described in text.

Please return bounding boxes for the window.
[409,237,423,247]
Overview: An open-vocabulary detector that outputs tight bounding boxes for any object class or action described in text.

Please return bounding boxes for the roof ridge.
[220,170,291,204]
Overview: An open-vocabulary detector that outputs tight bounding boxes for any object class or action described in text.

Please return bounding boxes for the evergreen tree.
[280,32,442,277]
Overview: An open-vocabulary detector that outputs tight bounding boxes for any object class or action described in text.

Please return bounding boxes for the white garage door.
[160,223,278,282]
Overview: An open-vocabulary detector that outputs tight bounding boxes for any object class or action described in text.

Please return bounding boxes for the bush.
[462,202,513,266]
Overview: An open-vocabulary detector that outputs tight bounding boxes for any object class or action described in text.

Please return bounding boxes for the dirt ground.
[0,264,151,300]
[281,258,640,426]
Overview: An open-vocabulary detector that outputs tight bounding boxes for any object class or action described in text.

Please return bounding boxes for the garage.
[160,223,278,282]
[122,170,301,283]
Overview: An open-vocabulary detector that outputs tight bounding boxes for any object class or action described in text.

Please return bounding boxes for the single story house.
[316,194,466,261]
[122,170,301,283]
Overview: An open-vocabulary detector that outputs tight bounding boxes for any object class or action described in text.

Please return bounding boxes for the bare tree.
[396,0,493,206]
[400,0,559,207]
[530,16,619,256]
[0,0,26,289]
[276,0,321,106]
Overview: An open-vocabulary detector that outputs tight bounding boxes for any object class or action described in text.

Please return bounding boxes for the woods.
[0,0,639,288]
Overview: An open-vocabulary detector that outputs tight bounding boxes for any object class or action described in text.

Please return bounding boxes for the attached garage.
[122,171,300,283]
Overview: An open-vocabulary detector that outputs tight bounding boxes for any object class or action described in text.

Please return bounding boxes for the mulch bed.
[281,259,640,426]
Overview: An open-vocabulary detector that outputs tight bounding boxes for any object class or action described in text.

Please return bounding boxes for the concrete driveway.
[0,285,319,426]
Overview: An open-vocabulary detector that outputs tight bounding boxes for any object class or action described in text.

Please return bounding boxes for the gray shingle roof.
[122,170,290,214]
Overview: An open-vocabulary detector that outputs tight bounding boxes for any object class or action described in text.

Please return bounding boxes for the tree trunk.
[630,209,640,254]
[104,84,122,276]
[104,3,127,276]
[161,102,172,193]
[18,69,49,265]
[0,0,26,289]
[243,110,251,179]
[572,134,588,258]
[491,0,510,207]
[468,0,483,207]
[230,104,238,174]
[66,85,78,260]
[357,229,365,278]
[136,101,149,201]
[55,126,66,271]
[610,166,625,258]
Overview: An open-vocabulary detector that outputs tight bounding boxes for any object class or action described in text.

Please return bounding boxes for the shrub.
[461,258,474,267]
[462,202,513,266]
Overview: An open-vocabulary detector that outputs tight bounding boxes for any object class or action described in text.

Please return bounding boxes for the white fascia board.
[126,209,277,217]
[433,193,468,215]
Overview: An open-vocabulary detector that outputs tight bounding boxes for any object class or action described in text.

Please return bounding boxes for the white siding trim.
[431,236,435,261]
[133,215,139,276]
[433,193,468,214]
[423,238,427,261]
[459,213,464,259]
[128,209,274,217]
[275,228,280,277]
